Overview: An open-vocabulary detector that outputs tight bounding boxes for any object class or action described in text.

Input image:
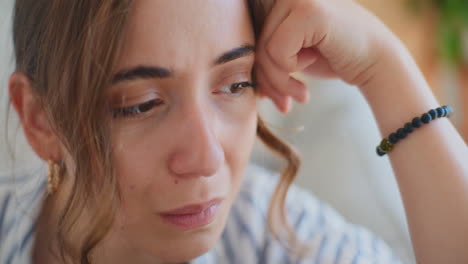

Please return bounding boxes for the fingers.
[264,11,306,73]
[287,75,309,103]
[257,0,291,45]
[256,66,293,113]
[256,5,315,107]
[255,0,328,112]
[270,90,293,114]
[257,55,309,104]
[256,39,309,104]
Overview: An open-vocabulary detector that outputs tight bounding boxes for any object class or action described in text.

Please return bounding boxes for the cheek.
[111,91,259,191]
[218,92,258,184]
[111,125,171,212]
[220,98,257,159]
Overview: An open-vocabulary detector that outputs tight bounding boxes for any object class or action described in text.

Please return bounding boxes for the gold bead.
[379,138,394,152]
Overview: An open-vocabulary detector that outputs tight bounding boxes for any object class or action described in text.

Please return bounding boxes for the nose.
[167,104,224,178]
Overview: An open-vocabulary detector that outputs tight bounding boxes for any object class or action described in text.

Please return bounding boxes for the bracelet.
[376,105,454,156]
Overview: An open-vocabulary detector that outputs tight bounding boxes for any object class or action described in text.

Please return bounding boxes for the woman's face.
[105,0,257,262]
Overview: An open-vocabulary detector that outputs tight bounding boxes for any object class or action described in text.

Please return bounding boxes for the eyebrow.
[112,44,255,84]
[213,44,255,66]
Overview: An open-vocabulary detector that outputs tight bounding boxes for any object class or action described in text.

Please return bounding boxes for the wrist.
[358,37,441,137]
[359,34,413,94]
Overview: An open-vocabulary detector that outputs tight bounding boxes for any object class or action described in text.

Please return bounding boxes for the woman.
[1,0,468,263]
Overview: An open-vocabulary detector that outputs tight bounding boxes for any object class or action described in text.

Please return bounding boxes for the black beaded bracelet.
[376,105,454,156]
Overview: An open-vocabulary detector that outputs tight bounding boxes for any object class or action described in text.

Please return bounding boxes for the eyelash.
[112,98,164,119]
[216,81,256,97]
[112,81,256,119]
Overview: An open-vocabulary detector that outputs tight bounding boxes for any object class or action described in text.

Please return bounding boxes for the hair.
[7,0,307,263]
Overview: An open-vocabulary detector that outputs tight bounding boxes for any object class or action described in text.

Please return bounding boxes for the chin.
[173,236,217,262]
[148,202,231,263]
[151,225,224,263]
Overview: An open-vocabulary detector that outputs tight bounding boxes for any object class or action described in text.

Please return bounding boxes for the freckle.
[129,185,135,190]
[174,179,179,184]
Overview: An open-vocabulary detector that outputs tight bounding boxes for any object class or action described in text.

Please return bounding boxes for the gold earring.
[47,160,62,195]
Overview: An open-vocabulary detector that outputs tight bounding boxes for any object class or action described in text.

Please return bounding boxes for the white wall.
[0,0,16,173]
[0,0,44,176]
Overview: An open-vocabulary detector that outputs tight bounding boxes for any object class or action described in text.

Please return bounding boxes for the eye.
[216,81,256,97]
[112,98,164,119]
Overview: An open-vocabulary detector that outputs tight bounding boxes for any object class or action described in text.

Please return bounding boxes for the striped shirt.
[0,164,402,264]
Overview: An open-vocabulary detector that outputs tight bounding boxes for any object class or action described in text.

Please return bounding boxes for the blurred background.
[1,0,467,263]
[253,1,468,263]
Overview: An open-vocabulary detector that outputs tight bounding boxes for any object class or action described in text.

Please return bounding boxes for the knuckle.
[265,42,295,72]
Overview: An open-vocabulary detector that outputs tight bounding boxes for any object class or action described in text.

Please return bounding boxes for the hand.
[255,0,399,113]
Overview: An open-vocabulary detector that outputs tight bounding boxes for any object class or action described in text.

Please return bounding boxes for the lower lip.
[160,202,221,230]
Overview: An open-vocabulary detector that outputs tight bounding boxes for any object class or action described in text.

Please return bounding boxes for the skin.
[9,0,468,263]
[98,0,257,263]
[10,0,258,263]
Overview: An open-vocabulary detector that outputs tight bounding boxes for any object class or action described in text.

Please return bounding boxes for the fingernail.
[282,97,292,114]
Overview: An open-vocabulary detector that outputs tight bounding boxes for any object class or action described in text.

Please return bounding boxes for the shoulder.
[218,163,403,264]
[0,170,46,264]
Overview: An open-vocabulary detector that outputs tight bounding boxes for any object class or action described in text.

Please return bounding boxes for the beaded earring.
[47,160,62,195]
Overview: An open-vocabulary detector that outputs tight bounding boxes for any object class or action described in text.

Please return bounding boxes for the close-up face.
[105,0,258,262]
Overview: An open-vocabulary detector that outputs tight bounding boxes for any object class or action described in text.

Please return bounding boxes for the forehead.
[117,0,255,73]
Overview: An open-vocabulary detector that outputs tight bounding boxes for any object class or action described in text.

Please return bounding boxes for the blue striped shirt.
[0,164,402,263]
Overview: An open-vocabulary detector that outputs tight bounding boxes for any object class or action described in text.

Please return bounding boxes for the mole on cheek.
[174,179,179,185]
[129,185,136,190]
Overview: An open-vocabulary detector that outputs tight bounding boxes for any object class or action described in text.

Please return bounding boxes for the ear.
[8,72,62,162]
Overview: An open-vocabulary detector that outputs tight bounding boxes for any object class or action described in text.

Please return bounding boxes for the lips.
[159,198,224,230]
[159,198,224,215]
